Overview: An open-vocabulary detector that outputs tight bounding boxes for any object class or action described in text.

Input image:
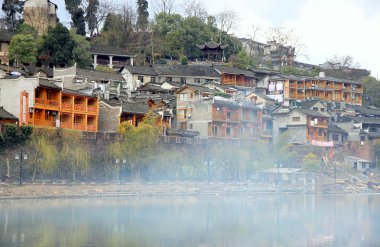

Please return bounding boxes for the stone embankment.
[0,180,377,200]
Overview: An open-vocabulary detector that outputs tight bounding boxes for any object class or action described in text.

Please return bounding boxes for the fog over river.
[0,194,379,247]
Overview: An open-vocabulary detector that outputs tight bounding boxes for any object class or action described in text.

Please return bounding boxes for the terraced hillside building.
[257,73,363,108]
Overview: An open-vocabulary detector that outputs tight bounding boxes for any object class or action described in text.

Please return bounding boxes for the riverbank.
[0,180,377,200]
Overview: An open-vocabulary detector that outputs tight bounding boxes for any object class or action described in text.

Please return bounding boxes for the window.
[194,78,201,83]
[332,134,339,141]
[360,135,366,141]
[212,125,218,136]
[313,107,318,111]
[321,108,325,112]
[178,109,187,119]
[180,77,186,83]
[226,126,231,136]
[166,77,172,82]
[179,93,188,100]
[292,117,300,122]
[137,76,144,83]
[150,76,156,83]
[227,111,231,120]
[318,128,323,136]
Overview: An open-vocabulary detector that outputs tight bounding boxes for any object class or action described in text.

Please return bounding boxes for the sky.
[1,0,379,77]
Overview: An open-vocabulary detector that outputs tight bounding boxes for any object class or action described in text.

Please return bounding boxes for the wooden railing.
[213,114,226,121]
[74,104,86,111]
[61,102,73,110]
[60,122,72,129]
[87,125,97,132]
[34,119,56,127]
[87,105,97,113]
[74,123,86,131]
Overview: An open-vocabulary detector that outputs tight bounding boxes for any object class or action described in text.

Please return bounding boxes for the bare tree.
[327,54,360,68]
[94,0,115,34]
[152,0,177,15]
[215,10,238,44]
[266,25,308,65]
[181,0,208,21]
[216,10,237,34]
[248,24,261,42]
[23,5,51,35]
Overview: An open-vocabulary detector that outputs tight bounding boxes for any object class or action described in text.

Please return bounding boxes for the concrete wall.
[157,75,218,84]
[188,100,212,138]
[0,77,39,119]
[53,66,77,86]
[98,101,121,133]
[273,110,307,143]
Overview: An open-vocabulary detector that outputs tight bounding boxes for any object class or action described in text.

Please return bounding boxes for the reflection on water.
[0,194,379,247]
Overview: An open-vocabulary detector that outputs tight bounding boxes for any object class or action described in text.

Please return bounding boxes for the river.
[0,194,379,247]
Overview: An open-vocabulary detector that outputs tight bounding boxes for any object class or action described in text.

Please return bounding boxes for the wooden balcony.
[213,114,226,121]
[74,123,86,131]
[74,104,86,111]
[87,105,97,113]
[60,122,72,129]
[34,119,56,127]
[87,125,97,132]
[61,102,73,110]
[35,98,45,105]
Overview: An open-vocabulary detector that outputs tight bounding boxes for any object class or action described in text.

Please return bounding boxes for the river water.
[0,194,379,247]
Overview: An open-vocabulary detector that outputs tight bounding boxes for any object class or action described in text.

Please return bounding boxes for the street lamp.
[204,157,215,185]
[14,149,27,186]
[275,163,282,189]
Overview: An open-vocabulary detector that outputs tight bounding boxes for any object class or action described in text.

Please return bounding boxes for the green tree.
[180,56,188,65]
[65,0,86,35]
[0,124,33,149]
[363,76,380,107]
[85,0,99,37]
[302,153,320,173]
[31,133,59,181]
[114,110,161,181]
[70,29,92,68]
[60,130,90,181]
[229,50,256,69]
[95,65,114,73]
[9,34,37,65]
[39,23,76,66]
[136,0,149,31]
[17,23,38,37]
[1,0,23,31]
[73,8,87,36]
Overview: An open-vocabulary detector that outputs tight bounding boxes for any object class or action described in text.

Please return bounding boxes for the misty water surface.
[0,194,379,247]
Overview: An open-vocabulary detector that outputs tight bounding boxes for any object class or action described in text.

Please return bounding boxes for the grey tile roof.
[23,66,53,77]
[76,68,124,82]
[166,129,200,137]
[38,78,62,89]
[300,100,325,110]
[153,64,220,77]
[0,29,13,43]
[213,65,257,78]
[349,105,380,117]
[122,65,158,76]
[328,124,348,134]
[196,41,228,49]
[122,101,150,115]
[249,92,275,101]
[350,116,380,124]
[297,109,330,118]
[61,88,95,98]
[90,44,134,57]
[0,107,17,120]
